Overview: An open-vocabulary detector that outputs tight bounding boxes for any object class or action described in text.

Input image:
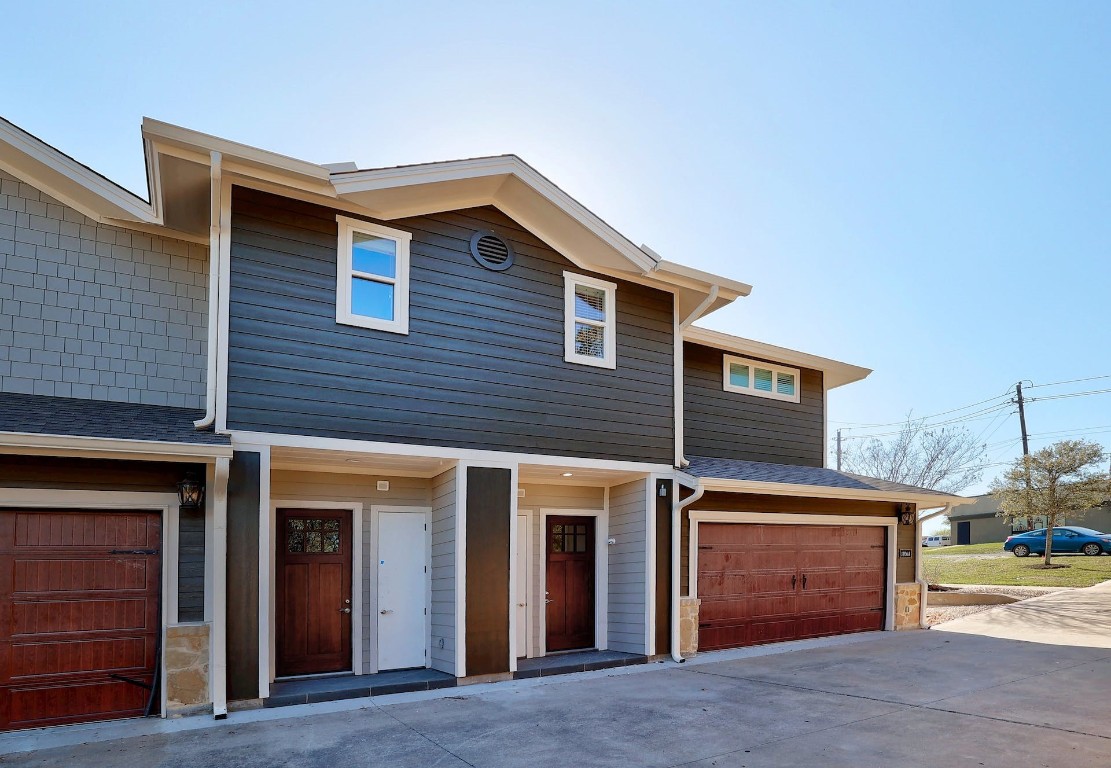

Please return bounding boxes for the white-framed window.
[335,215,412,334]
[563,272,617,369]
[722,354,801,403]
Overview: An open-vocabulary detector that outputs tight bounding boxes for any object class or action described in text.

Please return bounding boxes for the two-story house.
[0,116,969,732]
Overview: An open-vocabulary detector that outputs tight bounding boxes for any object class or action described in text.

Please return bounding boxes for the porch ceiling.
[269,446,453,478]
[518,462,649,487]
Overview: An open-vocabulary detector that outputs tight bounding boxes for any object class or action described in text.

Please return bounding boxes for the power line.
[1026,374,1111,390]
[1026,388,1111,403]
[839,402,1013,440]
[828,388,1014,429]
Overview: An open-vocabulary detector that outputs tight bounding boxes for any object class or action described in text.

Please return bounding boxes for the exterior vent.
[469,230,515,271]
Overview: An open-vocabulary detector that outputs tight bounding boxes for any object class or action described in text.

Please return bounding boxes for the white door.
[377,512,428,670]
[516,514,528,657]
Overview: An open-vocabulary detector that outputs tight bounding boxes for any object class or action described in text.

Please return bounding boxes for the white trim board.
[0,488,183,718]
[686,511,897,632]
[538,507,609,655]
[0,432,232,460]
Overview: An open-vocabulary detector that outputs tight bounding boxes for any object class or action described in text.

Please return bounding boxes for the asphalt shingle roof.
[686,455,958,499]
[0,392,230,446]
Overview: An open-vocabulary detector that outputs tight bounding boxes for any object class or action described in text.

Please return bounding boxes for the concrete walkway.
[4,629,1109,767]
[933,578,1111,648]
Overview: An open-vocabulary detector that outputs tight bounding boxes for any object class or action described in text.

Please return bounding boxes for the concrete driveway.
[933,578,1111,648]
[3,629,1109,768]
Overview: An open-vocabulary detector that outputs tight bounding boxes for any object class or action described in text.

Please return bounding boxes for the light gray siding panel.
[226,188,674,462]
[0,168,208,407]
[269,470,431,674]
[430,468,457,674]
[684,342,825,467]
[607,479,648,654]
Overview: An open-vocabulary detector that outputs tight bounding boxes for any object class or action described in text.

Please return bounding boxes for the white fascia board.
[142,118,331,185]
[332,155,658,274]
[0,431,233,460]
[697,476,971,506]
[652,260,753,300]
[0,116,157,223]
[684,326,872,389]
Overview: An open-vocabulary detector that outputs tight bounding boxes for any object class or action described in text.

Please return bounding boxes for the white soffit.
[685,326,872,389]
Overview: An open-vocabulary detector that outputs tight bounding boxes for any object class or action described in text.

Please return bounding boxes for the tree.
[840,417,987,495]
[990,439,1110,566]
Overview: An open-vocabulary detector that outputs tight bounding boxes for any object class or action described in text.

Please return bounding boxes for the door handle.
[517,602,526,607]
[380,609,393,615]
[340,607,352,614]
[802,574,808,589]
[544,599,554,604]
[791,574,797,589]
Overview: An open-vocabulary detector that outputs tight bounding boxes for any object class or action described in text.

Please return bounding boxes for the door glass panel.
[306,531,322,552]
[551,532,564,552]
[287,518,342,554]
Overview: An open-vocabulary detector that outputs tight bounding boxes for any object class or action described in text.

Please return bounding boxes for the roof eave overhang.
[0,431,233,461]
[331,156,658,276]
[0,117,157,225]
[684,326,872,388]
[697,476,971,507]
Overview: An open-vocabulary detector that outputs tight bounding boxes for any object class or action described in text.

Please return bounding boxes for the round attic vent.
[469,231,515,271]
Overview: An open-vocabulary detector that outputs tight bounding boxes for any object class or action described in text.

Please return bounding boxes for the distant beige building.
[948,494,1111,545]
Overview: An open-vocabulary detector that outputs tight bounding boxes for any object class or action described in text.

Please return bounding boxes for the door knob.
[340,607,351,614]
[380,609,393,615]
[544,599,554,604]
[517,602,526,607]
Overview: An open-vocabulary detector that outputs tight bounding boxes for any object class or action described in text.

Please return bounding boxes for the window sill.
[337,314,410,335]
[565,353,616,370]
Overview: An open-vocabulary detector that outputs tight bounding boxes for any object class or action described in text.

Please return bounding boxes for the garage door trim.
[0,487,183,723]
[688,511,897,632]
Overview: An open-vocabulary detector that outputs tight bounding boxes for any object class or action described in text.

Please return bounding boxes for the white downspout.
[194,151,222,429]
[675,285,719,468]
[671,481,705,662]
[917,503,952,629]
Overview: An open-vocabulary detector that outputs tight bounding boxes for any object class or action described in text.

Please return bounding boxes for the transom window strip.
[723,354,800,403]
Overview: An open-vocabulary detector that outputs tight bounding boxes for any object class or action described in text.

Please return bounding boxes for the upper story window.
[723,354,800,403]
[563,272,617,369]
[336,215,412,334]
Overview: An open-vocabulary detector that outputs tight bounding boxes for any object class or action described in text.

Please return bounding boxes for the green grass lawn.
[922,544,1111,587]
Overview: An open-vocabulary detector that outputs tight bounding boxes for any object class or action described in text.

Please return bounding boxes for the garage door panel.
[697,522,887,652]
[13,557,152,593]
[10,636,150,679]
[0,509,160,731]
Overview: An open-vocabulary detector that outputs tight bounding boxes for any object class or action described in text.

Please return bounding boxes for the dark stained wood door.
[698,523,886,651]
[275,509,352,677]
[545,516,595,652]
[0,509,161,731]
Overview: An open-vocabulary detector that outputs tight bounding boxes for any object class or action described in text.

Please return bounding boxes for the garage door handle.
[802,574,808,589]
[791,575,797,588]
[110,549,159,555]
[109,673,154,691]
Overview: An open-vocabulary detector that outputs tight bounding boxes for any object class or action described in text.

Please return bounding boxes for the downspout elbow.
[671,482,706,662]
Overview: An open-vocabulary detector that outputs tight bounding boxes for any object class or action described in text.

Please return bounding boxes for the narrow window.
[336,215,412,334]
[722,354,801,403]
[564,272,617,368]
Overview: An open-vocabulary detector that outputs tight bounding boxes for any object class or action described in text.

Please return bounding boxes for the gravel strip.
[926,605,997,625]
[935,584,1073,600]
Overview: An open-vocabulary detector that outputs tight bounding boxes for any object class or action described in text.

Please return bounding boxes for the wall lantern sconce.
[899,504,915,526]
[177,473,205,509]
[658,483,669,498]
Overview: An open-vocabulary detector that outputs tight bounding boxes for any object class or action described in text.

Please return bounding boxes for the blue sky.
[4,1,1109,498]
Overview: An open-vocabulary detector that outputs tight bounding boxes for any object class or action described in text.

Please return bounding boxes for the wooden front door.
[545,516,595,652]
[0,509,161,731]
[276,509,352,677]
[698,523,886,651]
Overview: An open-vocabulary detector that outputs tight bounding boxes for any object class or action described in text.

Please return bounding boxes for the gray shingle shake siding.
[0,169,208,408]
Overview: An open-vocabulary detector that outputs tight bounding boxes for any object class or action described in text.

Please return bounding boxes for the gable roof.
[685,455,971,506]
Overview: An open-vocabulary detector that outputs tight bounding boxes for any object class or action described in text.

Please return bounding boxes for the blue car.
[1003,526,1111,557]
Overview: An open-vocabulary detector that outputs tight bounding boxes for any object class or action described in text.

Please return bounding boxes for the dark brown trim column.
[465,467,511,676]
[226,451,260,701]
[655,479,672,655]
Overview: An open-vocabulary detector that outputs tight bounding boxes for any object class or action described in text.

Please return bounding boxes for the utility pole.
[836,429,842,471]
[1015,382,1030,457]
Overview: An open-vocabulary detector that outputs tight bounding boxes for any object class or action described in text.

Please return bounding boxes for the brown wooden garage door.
[698,523,886,651]
[0,510,161,731]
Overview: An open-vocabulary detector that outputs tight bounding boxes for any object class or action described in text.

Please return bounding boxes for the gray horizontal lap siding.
[684,342,824,467]
[226,188,674,462]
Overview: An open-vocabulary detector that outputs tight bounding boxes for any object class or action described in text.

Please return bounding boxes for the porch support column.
[225,450,263,703]
[209,457,230,718]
